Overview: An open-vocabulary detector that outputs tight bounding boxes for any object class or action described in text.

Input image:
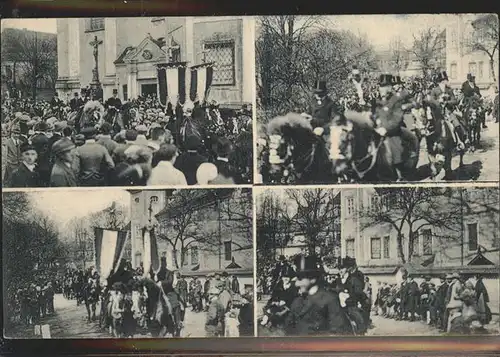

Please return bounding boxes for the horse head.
[324,121,355,176]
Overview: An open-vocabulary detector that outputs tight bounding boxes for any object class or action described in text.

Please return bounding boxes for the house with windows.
[445,13,499,89]
[55,17,253,106]
[129,189,253,290]
[341,187,499,311]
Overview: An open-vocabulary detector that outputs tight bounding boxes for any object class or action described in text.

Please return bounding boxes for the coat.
[231,278,240,295]
[96,135,118,156]
[174,151,208,185]
[176,279,188,302]
[285,287,353,336]
[446,280,463,309]
[8,163,42,188]
[205,298,225,336]
[50,160,78,187]
[270,281,298,308]
[74,141,115,186]
[475,279,492,325]
[308,95,339,129]
[461,81,481,99]
[436,282,449,310]
[3,137,24,182]
[147,161,187,186]
[30,133,52,185]
[70,97,84,111]
[156,267,174,290]
[430,85,458,107]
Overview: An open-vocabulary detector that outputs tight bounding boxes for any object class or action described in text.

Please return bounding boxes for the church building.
[55,17,254,107]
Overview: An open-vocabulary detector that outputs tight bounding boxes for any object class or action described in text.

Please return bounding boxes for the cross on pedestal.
[89,35,103,83]
[199,49,209,63]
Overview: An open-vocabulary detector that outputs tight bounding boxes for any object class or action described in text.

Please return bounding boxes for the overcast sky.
[1,18,57,33]
[29,190,130,230]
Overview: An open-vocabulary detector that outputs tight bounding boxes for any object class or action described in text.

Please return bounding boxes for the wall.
[193,19,243,104]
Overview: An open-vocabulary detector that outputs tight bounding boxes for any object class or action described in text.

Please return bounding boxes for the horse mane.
[267,112,313,135]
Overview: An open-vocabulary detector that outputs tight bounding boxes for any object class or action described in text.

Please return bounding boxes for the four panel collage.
[2,14,499,341]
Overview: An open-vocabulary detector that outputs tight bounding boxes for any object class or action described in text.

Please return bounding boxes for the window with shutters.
[468,223,478,251]
[122,85,128,101]
[346,238,355,258]
[371,237,381,259]
[203,40,235,86]
[86,18,105,32]
[223,241,232,261]
[346,197,355,215]
[383,236,390,258]
[191,246,199,265]
[422,229,433,255]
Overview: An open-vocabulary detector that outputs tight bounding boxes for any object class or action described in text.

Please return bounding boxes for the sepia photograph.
[255,14,499,184]
[1,17,254,188]
[3,188,254,338]
[255,186,499,336]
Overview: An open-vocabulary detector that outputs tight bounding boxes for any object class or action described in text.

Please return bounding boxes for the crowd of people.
[373,271,492,334]
[260,254,493,336]
[12,279,57,327]
[2,88,253,188]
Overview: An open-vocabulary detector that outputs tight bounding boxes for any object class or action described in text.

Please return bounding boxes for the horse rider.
[156,257,184,327]
[428,71,467,150]
[70,92,84,112]
[284,254,353,336]
[105,89,122,123]
[373,73,419,180]
[462,73,482,101]
[303,80,343,136]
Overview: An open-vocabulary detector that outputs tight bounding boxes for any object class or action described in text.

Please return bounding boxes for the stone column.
[241,16,254,103]
[184,17,194,64]
[56,19,69,79]
[67,18,80,79]
[104,18,117,76]
[128,60,138,99]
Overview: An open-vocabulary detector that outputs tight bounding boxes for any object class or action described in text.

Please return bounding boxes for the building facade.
[341,187,499,312]
[444,14,499,89]
[55,17,253,106]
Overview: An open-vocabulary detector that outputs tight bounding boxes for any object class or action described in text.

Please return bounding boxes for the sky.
[1,18,57,34]
[29,189,130,230]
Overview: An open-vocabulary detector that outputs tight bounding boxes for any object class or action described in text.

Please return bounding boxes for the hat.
[282,265,296,278]
[74,92,79,96]
[445,273,453,279]
[450,272,460,279]
[45,122,55,132]
[20,114,30,122]
[14,112,22,119]
[313,80,328,94]
[196,163,218,184]
[75,134,85,145]
[221,271,228,278]
[294,254,322,278]
[54,121,68,131]
[20,141,36,153]
[209,287,220,295]
[125,129,138,141]
[113,89,118,94]
[52,138,75,155]
[279,255,286,261]
[435,71,448,83]
[216,137,232,157]
[378,74,393,87]
[467,73,474,81]
[81,126,96,139]
[185,135,201,150]
[135,124,148,133]
[339,256,357,269]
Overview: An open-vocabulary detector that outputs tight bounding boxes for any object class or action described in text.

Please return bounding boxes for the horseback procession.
[257,68,497,184]
[2,56,253,188]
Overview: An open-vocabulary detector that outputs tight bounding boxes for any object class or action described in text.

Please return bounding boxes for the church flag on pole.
[189,63,214,104]
[94,228,129,280]
[157,62,188,107]
[142,225,160,277]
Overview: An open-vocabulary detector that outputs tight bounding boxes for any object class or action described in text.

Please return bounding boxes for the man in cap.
[70,92,84,112]
[74,126,115,186]
[285,254,352,336]
[304,80,342,136]
[3,122,25,184]
[50,138,78,187]
[405,274,419,322]
[174,135,208,185]
[373,73,419,180]
[7,141,41,187]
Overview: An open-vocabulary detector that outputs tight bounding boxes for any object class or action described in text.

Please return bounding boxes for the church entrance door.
[141,84,157,97]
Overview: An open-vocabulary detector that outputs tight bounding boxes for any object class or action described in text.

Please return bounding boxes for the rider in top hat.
[461,73,481,100]
[105,89,122,111]
[284,254,353,336]
[305,80,342,136]
[429,71,467,149]
[70,92,84,112]
[373,73,419,180]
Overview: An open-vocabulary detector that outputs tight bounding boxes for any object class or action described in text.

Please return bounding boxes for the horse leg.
[92,303,96,320]
[86,303,91,322]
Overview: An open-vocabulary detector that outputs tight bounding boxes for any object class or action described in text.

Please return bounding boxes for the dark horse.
[421,101,462,180]
[141,278,183,337]
[264,113,334,184]
[82,279,101,322]
[463,100,482,152]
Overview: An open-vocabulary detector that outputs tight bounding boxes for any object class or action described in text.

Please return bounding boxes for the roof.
[114,46,135,65]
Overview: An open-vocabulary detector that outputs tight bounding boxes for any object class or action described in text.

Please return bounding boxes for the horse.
[463,103,482,152]
[263,113,335,184]
[421,101,461,181]
[141,278,184,337]
[82,279,101,322]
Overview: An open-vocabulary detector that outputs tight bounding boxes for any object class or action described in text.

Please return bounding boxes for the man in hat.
[50,92,63,110]
[462,73,481,100]
[436,274,449,330]
[7,141,42,187]
[30,121,52,186]
[285,254,352,336]
[304,80,342,136]
[405,274,419,322]
[156,256,174,292]
[112,129,137,165]
[261,264,297,327]
[148,143,187,186]
[96,122,118,156]
[74,126,115,186]
[374,73,419,180]
[393,75,404,93]
[445,272,463,332]
[175,273,188,309]
[3,122,26,184]
[70,92,84,112]
[174,135,208,185]
[50,138,78,187]
[213,137,239,184]
[203,274,213,311]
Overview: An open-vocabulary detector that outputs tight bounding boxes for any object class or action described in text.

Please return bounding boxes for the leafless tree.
[409,27,446,79]
[2,29,57,100]
[389,37,409,74]
[464,14,499,81]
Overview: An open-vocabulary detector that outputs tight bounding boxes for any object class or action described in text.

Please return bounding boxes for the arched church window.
[86,18,105,32]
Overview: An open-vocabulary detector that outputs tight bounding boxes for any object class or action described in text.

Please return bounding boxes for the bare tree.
[389,36,409,74]
[283,189,340,259]
[465,14,499,81]
[410,27,446,79]
[2,29,57,100]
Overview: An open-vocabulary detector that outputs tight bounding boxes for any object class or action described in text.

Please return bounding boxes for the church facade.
[55,17,254,107]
